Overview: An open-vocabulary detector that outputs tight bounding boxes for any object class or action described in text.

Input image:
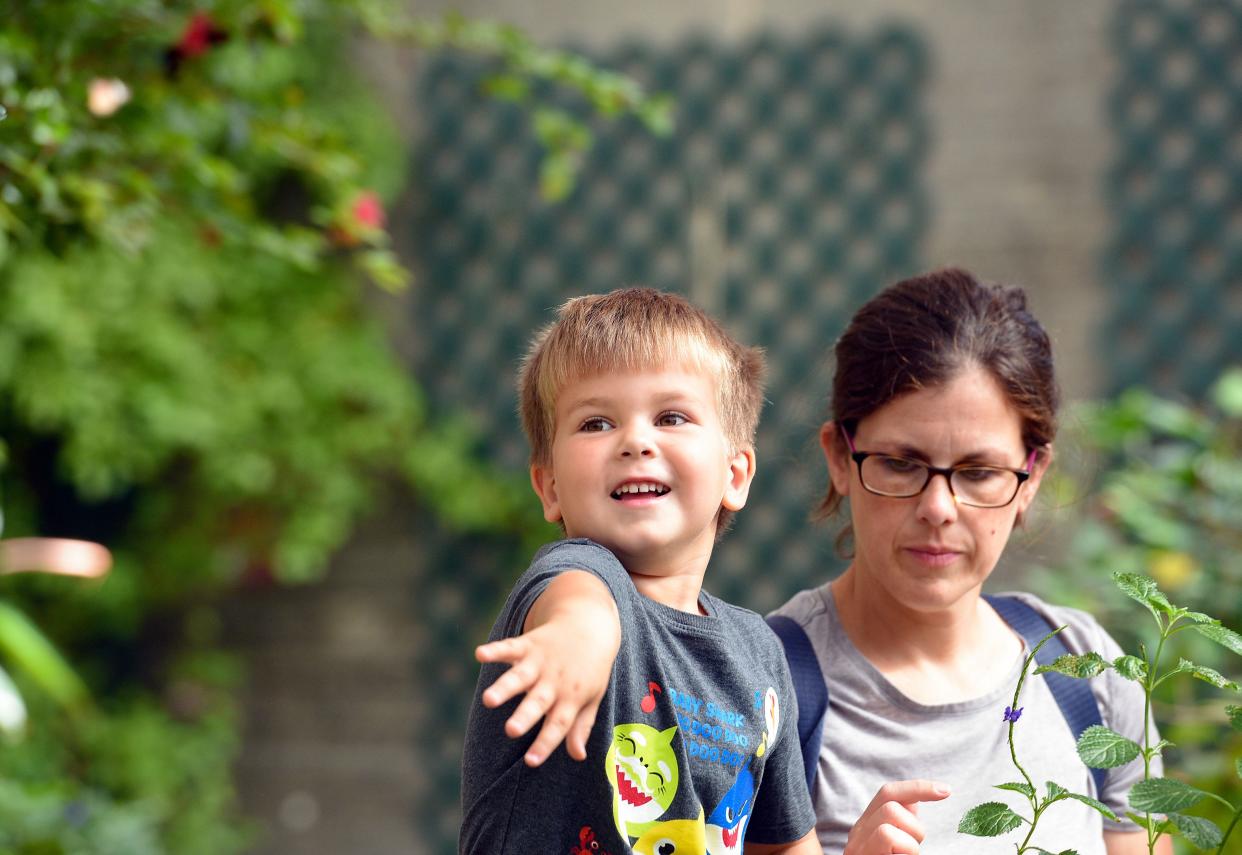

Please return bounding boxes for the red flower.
[165,11,228,75]
[351,191,385,231]
[179,12,221,58]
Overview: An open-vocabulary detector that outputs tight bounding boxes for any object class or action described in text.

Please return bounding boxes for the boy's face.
[530,367,755,575]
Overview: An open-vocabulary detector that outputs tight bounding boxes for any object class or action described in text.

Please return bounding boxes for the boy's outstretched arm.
[475,569,620,767]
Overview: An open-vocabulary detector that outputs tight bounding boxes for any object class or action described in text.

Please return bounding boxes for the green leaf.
[995,782,1036,799]
[1113,572,1173,621]
[1212,367,1242,417]
[1113,655,1147,682]
[1179,611,1217,625]
[1045,781,1067,801]
[1173,659,1239,692]
[0,601,89,708]
[1167,813,1223,849]
[957,802,1025,836]
[1228,705,1242,732]
[1035,652,1110,679]
[1192,623,1242,658]
[1077,725,1142,769]
[1129,778,1208,813]
[1062,791,1119,822]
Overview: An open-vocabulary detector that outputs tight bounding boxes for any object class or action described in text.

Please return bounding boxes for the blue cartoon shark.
[705,766,755,855]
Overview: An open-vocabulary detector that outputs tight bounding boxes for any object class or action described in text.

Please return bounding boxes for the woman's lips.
[905,547,961,567]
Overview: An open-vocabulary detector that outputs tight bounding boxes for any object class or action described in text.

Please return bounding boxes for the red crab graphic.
[570,825,613,855]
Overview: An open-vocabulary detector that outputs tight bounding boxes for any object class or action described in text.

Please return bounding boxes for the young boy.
[459,288,818,854]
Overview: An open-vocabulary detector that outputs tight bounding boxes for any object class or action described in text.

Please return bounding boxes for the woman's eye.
[657,411,688,427]
[958,467,1000,482]
[581,417,612,432]
[880,456,921,474]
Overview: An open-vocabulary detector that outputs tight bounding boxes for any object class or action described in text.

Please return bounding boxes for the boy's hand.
[475,570,621,767]
[844,780,951,854]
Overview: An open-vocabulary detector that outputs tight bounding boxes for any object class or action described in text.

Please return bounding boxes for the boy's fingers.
[480,659,539,708]
[503,680,556,739]
[475,637,527,664]
[523,701,576,767]
[564,701,601,761]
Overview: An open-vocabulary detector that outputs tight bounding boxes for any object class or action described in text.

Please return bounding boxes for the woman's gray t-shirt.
[769,584,1157,854]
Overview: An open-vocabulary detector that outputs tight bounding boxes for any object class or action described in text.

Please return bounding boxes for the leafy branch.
[1030,573,1241,853]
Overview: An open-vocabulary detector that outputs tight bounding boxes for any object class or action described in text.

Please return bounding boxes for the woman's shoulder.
[767,582,834,629]
[990,590,1123,657]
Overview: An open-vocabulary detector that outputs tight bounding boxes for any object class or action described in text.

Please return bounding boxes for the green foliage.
[957,801,1025,836]
[1030,372,1242,851]
[1075,725,1141,769]
[1,1,665,851]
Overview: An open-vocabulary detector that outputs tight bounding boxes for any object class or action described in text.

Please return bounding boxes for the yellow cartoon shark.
[630,807,706,855]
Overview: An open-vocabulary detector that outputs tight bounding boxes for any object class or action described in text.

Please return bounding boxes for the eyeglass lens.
[859,456,1020,507]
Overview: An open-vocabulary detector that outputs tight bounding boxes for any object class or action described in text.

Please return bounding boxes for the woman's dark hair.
[818,267,1060,528]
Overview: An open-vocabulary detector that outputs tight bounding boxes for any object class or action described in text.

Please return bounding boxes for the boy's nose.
[618,424,656,458]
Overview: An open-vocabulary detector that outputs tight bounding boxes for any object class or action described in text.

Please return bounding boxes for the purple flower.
[1003,705,1024,723]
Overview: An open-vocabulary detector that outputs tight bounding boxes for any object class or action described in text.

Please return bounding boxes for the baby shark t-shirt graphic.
[459,540,815,855]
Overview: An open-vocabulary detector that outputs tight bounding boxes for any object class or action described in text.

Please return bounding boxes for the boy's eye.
[656,411,688,427]
[580,417,613,432]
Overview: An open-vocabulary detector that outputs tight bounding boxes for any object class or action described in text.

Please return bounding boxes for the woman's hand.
[843,780,951,854]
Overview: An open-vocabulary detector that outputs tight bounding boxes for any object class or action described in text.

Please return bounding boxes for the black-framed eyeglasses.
[841,426,1035,509]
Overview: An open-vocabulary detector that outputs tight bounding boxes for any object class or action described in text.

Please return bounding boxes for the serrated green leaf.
[1179,611,1218,626]
[1045,781,1067,802]
[957,801,1025,836]
[1167,812,1223,849]
[1129,777,1208,813]
[1113,655,1147,682]
[995,782,1036,798]
[1180,660,1239,691]
[1035,652,1110,679]
[1228,705,1242,732]
[1113,572,1173,620]
[1077,725,1141,769]
[1192,623,1242,657]
[1063,791,1119,821]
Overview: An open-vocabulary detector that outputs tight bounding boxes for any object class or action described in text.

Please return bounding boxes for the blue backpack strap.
[765,614,828,794]
[984,594,1108,796]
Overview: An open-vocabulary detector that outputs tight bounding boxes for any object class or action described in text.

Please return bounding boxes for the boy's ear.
[529,464,564,523]
[721,446,757,512]
[820,420,852,497]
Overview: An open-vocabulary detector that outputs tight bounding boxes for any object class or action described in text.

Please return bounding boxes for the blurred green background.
[0,1,1239,853]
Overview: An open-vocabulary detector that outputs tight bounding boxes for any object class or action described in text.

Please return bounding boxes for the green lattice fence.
[408,26,929,852]
[1104,0,1242,397]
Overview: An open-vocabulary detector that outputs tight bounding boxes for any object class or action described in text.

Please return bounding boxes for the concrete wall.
[228,4,1122,853]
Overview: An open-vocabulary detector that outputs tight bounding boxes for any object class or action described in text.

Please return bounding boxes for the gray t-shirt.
[769,584,1158,855]
[460,539,816,854]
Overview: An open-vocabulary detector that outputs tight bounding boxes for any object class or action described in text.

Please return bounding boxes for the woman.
[770,269,1167,854]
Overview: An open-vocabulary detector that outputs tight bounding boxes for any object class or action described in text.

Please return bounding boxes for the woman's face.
[822,363,1049,613]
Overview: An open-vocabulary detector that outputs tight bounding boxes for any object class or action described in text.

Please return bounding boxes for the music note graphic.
[640,681,662,713]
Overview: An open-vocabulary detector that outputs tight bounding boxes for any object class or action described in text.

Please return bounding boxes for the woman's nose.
[917,471,958,525]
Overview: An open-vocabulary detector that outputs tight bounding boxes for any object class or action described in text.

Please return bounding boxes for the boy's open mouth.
[610,481,670,500]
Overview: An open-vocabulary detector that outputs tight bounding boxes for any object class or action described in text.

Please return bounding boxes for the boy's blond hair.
[519,288,765,499]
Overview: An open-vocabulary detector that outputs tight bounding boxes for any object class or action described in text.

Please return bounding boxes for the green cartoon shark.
[605,722,680,839]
